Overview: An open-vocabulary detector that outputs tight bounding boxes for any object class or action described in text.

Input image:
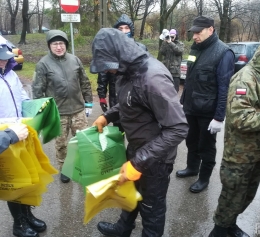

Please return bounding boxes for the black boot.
[176,167,198,178]
[208,224,227,237]
[227,224,250,237]
[60,173,70,183]
[97,221,132,237]
[189,178,209,193]
[13,215,39,237]
[21,205,46,233]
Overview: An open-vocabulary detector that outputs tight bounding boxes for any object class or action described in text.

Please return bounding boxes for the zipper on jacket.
[0,73,19,117]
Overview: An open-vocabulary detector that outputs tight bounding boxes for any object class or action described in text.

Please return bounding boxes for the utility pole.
[99,0,107,28]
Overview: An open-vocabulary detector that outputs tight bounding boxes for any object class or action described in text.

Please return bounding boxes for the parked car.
[0,35,24,70]
[227,42,260,73]
[180,59,187,81]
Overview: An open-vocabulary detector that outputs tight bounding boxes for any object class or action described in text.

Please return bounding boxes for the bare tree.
[158,0,182,59]
[19,0,29,44]
[36,0,45,33]
[139,0,158,40]
[6,0,19,34]
[194,0,204,16]
[212,0,232,41]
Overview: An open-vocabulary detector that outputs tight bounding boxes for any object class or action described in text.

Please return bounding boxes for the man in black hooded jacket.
[97,14,147,132]
[90,28,189,237]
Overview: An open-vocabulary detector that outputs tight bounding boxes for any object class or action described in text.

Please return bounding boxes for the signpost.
[61,14,80,23]
[60,0,80,55]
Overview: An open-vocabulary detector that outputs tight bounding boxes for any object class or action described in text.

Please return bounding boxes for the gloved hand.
[92,115,108,133]
[118,161,142,185]
[208,119,223,134]
[99,98,108,112]
[159,29,170,40]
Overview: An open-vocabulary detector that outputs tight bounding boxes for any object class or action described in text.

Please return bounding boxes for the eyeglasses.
[50,42,65,47]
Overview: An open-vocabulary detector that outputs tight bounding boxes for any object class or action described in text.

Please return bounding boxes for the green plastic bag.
[62,126,126,187]
[22,97,61,144]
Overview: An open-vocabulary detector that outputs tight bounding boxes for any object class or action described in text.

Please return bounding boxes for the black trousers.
[185,114,217,180]
[115,162,173,237]
[7,202,29,222]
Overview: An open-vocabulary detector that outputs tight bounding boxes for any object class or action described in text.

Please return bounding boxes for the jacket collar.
[191,31,218,51]
[48,50,67,60]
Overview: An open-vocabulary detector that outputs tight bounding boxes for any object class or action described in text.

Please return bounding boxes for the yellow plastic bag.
[0,125,58,205]
[84,174,142,224]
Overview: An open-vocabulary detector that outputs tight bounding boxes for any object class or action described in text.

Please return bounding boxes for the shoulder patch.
[236,88,247,95]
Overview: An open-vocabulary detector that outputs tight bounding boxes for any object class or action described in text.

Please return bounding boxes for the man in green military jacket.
[209,46,260,237]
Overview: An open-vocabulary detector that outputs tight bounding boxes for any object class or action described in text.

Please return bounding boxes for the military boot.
[97,221,132,237]
[208,224,227,237]
[21,205,46,232]
[13,215,39,237]
[227,224,250,237]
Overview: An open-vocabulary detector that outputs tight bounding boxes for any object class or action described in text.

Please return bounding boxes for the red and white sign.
[60,0,80,13]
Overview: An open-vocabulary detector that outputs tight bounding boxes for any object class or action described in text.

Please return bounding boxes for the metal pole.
[70,22,75,55]
[99,0,107,28]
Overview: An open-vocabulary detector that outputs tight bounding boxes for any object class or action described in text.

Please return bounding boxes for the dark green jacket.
[224,46,260,163]
[32,52,92,115]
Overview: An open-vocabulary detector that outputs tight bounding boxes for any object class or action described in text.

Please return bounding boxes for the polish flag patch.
[236,88,247,95]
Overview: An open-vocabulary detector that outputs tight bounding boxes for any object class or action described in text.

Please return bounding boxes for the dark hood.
[113,14,134,37]
[90,28,148,74]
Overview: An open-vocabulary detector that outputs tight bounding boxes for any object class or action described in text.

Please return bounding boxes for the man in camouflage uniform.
[159,28,184,92]
[208,46,260,237]
[32,30,92,183]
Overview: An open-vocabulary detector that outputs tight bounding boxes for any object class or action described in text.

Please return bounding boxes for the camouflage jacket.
[223,46,260,163]
[159,40,184,77]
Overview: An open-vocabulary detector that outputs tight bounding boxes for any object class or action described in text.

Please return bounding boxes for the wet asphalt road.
[0,82,260,237]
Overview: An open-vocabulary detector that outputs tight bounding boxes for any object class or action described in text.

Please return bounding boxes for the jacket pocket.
[191,91,216,113]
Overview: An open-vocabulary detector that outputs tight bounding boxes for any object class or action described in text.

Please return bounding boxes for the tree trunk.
[10,16,16,34]
[218,0,230,41]
[158,0,181,60]
[19,0,29,44]
[94,0,99,32]
[139,0,152,40]
[7,0,19,34]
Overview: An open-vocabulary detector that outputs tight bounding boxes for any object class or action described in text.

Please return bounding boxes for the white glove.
[159,29,170,40]
[208,119,223,134]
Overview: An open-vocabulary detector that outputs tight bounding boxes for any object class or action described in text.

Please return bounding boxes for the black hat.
[48,36,67,48]
[188,16,214,32]
[0,44,14,60]
[46,30,69,49]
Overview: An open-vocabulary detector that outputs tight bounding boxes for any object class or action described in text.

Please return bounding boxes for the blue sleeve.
[214,50,235,121]
[0,129,19,154]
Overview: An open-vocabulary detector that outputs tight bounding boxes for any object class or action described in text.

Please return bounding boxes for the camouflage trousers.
[213,160,260,227]
[55,109,88,169]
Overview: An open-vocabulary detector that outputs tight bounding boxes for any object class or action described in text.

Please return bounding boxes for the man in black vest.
[177,16,235,193]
